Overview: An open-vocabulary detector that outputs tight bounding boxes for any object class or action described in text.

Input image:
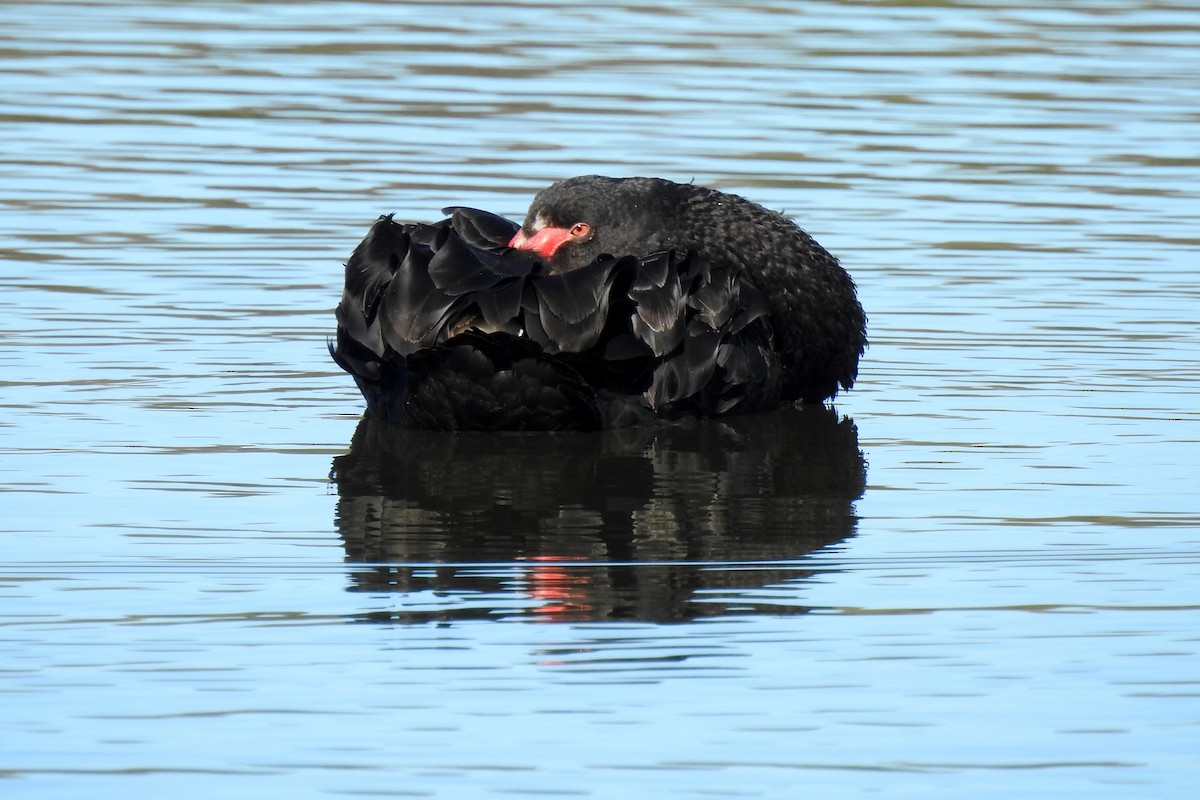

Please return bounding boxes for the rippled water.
[3,1,1198,798]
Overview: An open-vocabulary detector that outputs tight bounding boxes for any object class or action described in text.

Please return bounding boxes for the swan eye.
[570,222,591,238]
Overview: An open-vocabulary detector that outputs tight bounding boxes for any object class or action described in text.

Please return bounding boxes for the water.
[2,1,1198,797]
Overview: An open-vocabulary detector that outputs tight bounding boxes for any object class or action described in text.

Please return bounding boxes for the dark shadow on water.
[330,406,866,622]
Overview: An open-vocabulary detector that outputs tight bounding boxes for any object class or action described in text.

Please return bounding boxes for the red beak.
[508,226,573,261]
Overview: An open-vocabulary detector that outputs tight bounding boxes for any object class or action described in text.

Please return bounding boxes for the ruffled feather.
[332,207,782,430]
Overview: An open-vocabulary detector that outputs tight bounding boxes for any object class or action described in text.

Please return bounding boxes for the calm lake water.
[2,1,1198,798]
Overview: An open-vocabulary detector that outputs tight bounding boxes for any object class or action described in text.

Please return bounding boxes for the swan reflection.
[331,406,866,622]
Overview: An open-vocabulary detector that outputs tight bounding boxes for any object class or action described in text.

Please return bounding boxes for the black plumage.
[331,175,866,430]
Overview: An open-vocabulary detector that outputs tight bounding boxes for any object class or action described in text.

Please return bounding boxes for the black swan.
[332,175,866,431]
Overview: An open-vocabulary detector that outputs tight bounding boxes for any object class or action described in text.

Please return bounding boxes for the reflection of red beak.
[523,555,593,620]
[508,226,573,261]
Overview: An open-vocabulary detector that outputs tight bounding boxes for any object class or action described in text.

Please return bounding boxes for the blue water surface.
[2,1,1198,798]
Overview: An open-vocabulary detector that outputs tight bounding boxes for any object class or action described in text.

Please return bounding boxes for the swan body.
[332,176,866,430]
